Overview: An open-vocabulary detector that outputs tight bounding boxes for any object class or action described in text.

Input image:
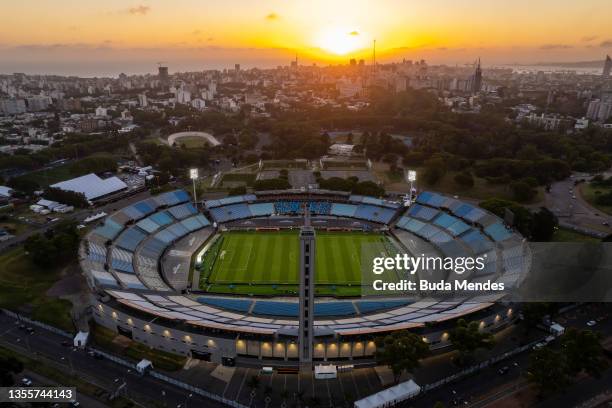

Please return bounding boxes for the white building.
[138,93,148,107]
[95,106,108,117]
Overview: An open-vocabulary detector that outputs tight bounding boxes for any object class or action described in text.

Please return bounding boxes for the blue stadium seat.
[308,201,331,215]
[167,203,198,220]
[197,297,252,313]
[355,300,412,314]
[249,202,275,217]
[314,302,356,317]
[115,227,147,251]
[484,223,512,242]
[274,201,302,214]
[330,203,358,217]
[210,203,252,222]
[252,301,298,317]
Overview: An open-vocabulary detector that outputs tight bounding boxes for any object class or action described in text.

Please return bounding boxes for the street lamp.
[189,168,198,208]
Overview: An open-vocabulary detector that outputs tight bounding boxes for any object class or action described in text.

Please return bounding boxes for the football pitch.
[200,230,396,296]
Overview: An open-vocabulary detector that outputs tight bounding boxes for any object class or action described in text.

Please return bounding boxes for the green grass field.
[200,230,396,297]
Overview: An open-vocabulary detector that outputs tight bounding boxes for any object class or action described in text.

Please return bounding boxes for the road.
[546,173,612,237]
[411,303,612,408]
[0,312,228,408]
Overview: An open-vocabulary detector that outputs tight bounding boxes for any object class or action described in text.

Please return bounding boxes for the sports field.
[199,230,397,296]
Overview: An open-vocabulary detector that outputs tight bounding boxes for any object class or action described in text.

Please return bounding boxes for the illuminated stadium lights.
[189,168,198,208]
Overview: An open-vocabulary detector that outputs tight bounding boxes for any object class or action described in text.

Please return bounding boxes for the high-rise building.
[604,55,612,77]
[471,58,482,93]
[235,63,240,72]
[158,66,169,83]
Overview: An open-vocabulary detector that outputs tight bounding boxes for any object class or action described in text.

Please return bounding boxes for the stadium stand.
[167,203,198,220]
[115,227,147,252]
[94,218,124,240]
[353,204,396,224]
[153,190,191,207]
[209,203,252,222]
[309,201,332,215]
[355,300,412,314]
[197,297,253,313]
[204,194,257,209]
[484,223,513,242]
[330,203,358,218]
[249,202,275,217]
[110,247,134,274]
[275,201,302,214]
[407,204,439,221]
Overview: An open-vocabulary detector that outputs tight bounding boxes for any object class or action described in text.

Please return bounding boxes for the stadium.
[81,189,526,365]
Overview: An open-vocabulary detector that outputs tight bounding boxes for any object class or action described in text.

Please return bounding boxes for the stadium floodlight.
[407,170,417,203]
[190,168,198,208]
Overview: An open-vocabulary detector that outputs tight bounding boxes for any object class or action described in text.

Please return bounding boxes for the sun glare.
[316,27,367,55]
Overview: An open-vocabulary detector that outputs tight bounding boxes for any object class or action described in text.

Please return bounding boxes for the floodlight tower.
[407,169,417,203]
[189,168,198,208]
[298,206,315,369]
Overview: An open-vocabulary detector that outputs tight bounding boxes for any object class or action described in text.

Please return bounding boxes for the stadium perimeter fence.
[1,309,248,408]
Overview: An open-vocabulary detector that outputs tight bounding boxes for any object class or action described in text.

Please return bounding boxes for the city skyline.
[2,0,612,76]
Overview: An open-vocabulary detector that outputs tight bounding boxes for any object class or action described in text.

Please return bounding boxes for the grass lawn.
[200,230,395,297]
[0,248,74,332]
[579,182,612,215]
[173,135,210,148]
[551,227,599,242]
[208,230,300,284]
[220,173,257,187]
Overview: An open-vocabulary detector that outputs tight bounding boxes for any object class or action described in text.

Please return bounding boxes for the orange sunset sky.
[1,0,611,76]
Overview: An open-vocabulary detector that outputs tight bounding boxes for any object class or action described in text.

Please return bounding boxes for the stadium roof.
[51,173,127,201]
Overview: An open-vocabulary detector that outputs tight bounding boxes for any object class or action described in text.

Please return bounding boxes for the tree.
[561,328,608,378]
[530,207,558,241]
[521,303,556,333]
[454,171,474,187]
[449,319,494,364]
[510,180,537,202]
[375,330,430,383]
[527,347,572,396]
[0,356,23,387]
[43,187,89,208]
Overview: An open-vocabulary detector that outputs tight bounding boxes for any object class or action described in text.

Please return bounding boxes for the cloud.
[581,35,598,42]
[539,44,573,50]
[128,5,150,15]
[601,40,612,48]
[207,37,214,42]
[349,31,359,36]
[192,30,201,36]
[265,12,278,20]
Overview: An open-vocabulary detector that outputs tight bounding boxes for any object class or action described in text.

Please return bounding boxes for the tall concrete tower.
[298,208,315,369]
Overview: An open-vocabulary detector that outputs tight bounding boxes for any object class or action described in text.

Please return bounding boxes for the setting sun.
[315,27,369,55]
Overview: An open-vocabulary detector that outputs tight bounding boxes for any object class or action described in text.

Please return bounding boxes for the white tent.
[354,380,421,408]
